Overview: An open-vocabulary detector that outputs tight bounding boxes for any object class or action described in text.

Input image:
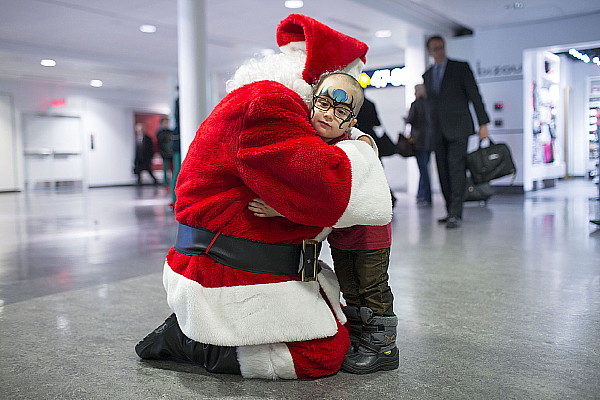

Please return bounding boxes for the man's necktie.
[433,64,443,93]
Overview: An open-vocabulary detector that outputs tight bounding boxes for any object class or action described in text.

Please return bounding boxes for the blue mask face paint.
[317,86,355,110]
[331,88,349,103]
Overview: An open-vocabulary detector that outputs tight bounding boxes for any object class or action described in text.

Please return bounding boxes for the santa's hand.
[248,198,283,218]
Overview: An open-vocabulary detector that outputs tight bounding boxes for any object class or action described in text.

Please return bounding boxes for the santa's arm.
[330,139,391,228]
[237,86,391,228]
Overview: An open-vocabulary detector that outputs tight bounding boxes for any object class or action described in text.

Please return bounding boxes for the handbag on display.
[396,133,416,158]
[467,138,516,184]
[371,132,398,157]
[543,141,554,163]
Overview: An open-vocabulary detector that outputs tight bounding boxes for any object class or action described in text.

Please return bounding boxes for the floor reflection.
[0,186,176,305]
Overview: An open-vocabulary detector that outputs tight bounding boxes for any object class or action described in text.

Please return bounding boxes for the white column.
[177,0,207,161]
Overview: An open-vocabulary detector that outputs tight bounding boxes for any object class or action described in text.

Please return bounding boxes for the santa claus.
[135,14,393,379]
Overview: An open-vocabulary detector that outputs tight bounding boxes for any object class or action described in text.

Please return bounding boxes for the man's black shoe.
[446,217,462,229]
[437,216,449,223]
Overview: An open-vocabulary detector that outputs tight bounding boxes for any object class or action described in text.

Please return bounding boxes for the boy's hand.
[248,198,283,218]
[357,135,374,146]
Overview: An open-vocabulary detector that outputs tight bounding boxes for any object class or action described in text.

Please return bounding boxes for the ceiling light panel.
[41,59,56,67]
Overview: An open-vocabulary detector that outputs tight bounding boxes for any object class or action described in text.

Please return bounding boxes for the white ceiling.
[1,0,599,100]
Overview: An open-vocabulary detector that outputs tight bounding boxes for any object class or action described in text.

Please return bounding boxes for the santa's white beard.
[225,52,313,106]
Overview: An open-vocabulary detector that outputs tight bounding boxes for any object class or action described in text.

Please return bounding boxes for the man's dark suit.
[423,59,489,219]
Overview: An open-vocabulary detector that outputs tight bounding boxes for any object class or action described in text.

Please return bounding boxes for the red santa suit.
[162,14,392,379]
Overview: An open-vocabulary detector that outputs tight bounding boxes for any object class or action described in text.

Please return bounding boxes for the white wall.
[82,98,136,186]
[0,93,19,191]
[0,77,171,190]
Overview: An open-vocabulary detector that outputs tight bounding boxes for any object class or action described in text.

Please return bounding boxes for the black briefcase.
[464,176,493,203]
[467,138,516,184]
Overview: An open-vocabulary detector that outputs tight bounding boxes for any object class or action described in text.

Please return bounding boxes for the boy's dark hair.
[426,35,445,50]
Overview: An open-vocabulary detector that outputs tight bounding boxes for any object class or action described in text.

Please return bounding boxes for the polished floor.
[0,180,599,399]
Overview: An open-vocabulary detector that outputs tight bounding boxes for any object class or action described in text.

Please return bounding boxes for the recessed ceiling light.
[41,59,56,67]
[90,79,103,88]
[140,24,157,33]
[375,30,392,38]
[285,1,303,9]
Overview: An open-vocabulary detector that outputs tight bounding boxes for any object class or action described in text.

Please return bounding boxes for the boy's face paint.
[331,88,348,103]
[311,82,358,142]
[316,86,356,115]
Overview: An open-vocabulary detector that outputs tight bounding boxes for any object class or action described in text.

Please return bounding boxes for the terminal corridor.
[0,180,598,399]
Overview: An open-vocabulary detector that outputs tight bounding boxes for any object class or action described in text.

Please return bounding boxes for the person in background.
[356,97,397,208]
[156,117,173,189]
[169,91,181,208]
[133,122,158,186]
[404,84,433,206]
[423,35,490,228]
[249,72,398,375]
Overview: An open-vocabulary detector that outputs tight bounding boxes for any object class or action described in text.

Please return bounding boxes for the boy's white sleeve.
[349,127,379,158]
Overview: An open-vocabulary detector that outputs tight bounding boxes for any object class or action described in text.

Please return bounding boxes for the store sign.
[359,65,406,89]
[476,61,522,77]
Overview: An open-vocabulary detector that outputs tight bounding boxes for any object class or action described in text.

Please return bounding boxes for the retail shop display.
[587,77,600,185]
[522,50,567,191]
[531,55,562,166]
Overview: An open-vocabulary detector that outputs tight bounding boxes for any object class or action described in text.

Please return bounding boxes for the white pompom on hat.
[276,14,368,84]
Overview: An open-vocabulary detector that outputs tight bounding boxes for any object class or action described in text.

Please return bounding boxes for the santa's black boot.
[341,307,399,374]
[135,313,240,374]
[203,344,241,374]
[135,313,203,363]
[343,306,362,355]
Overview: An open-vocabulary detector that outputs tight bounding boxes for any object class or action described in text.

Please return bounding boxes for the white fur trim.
[237,343,297,380]
[163,261,342,346]
[279,41,307,54]
[333,140,393,228]
[316,263,346,324]
[342,58,365,80]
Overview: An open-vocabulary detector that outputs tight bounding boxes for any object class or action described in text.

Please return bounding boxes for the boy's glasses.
[312,96,355,122]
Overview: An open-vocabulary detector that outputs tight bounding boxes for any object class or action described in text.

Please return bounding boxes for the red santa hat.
[276,14,368,84]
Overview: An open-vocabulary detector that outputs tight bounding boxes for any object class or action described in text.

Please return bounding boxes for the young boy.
[248,72,398,374]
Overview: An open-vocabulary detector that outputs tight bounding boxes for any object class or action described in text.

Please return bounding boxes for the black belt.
[174,223,320,281]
